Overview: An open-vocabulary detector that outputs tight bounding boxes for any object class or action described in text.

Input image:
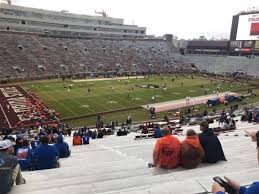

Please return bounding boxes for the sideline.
[72,76,145,82]
[0,104,12,128]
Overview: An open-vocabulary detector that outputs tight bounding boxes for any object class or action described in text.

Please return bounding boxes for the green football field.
[21,75,251,126]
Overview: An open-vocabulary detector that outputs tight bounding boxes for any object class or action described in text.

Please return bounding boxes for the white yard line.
[0,104,12,128]
[72,76,144,83]
[33,85,79,117]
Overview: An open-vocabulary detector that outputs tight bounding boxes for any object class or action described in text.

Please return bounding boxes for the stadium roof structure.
[10,120,259,194]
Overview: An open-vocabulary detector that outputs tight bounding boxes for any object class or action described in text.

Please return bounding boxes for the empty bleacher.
[183,54,259,77]
[0,32,191,80]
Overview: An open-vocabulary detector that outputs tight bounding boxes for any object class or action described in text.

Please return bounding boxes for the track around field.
[143,92,240,112]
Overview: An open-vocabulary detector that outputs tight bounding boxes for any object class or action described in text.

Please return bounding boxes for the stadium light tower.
[95,10,108,17]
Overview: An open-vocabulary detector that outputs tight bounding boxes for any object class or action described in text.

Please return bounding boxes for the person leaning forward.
[0,139,26,194]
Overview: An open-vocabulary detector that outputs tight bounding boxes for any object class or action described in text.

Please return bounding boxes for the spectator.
[117,129,123,136]
[16,139,34,171]
[154,125,163,138]
[34,136,59,170]
[124,128,129,135]
[199,121,226,163]
[82,133,90,144]
[97,130,104,139]
[0,139,26,194]
[212,176,259,194]
[73,132,82,146]
[245,130,259,164]
[152,126,181,169]
[54,135,70,158]
[92,130,97,139]
[142,126,148,134]
[31,135,40,150]
[14,135,24,154]
[180,129,204,169]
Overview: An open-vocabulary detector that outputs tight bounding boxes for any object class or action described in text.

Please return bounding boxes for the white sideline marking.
[72,76,145,83]
[0,104,12,128]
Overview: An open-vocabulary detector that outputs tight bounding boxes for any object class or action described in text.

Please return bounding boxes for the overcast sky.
[10,0,259,39]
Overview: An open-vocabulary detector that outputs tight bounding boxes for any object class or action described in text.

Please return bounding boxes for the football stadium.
[1,1,259,194]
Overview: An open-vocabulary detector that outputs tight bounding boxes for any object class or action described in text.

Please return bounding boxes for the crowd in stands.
[1,105,259,194]
[0,132,70,194]
[15,92,60,128]
[0,33,198,80]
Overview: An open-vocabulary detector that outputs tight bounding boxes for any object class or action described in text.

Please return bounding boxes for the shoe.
[148,163,154,168]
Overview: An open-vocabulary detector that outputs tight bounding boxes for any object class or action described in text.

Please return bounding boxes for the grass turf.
[21,75,252,127]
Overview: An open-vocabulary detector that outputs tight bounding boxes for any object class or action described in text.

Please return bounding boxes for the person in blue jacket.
[212,176,259,194]
[31,135,40,151]
[154,125,162,138]
[54,135,70,158]
[34,135,59,170]
[82,133,90,145]
[16,139,34,171]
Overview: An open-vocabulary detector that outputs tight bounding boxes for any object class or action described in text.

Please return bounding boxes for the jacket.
[54,135,70,158]
[180,135,204,169]
[153,135,181,169]
[199,128,226,163]
[154,127,163,138]
[216,182,259,194]
[34,144,59,170]
[73,136,82,146]
[16,146,34,171]
[0,152,18,194]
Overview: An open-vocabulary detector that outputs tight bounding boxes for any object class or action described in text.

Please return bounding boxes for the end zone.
[0,85,58,129]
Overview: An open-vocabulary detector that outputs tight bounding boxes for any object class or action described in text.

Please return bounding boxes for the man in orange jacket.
[152,126,181,169]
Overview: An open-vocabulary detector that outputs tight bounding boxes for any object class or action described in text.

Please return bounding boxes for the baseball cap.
[0,139,15,150]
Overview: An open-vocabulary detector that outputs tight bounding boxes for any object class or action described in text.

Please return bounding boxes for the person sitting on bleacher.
[92,130,97,139]
[154,125,162,138]
[122,128,128,136]
[34,135,59,170]
[82,133,90,144]
[212,176,259,194]
[31,135,40,151]
[73,132,83,146]
[180,129,204,169]
[245,130,259,164]
[0,139,26,194]
[54,135,70,158]
[142,126,148,134]
[152,126,181,169]
[117,128,123,136]
[16,139,34,171]
[97,130,104,139]
[199,121,226,163]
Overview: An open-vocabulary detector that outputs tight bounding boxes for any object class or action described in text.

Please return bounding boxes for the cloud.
[8,0,259,39]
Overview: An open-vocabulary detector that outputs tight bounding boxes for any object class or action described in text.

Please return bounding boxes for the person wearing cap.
[0,139,26,194]
[180,129,204,169]
[199,121,226,163]
[152,126,181,169]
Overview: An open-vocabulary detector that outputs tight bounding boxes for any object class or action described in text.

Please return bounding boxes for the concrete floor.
[10,120,259,194]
